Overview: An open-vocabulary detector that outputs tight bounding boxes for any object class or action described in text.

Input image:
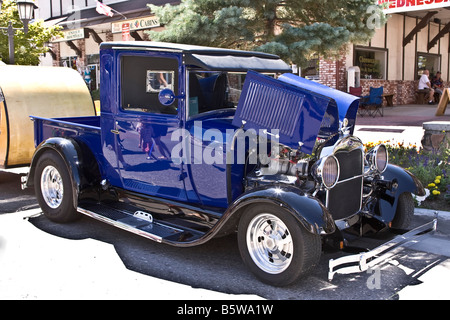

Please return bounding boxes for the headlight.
[367,144,388,173]
[312,155,340,189]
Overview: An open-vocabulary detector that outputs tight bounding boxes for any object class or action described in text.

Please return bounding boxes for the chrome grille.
[326,148,364,220]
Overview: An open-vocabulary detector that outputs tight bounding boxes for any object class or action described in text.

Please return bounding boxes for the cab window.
[187,71,275,117]
[188,71,244,117]
[121,56,178,115]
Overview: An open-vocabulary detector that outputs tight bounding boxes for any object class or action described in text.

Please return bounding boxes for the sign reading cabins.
[112,16,160,34]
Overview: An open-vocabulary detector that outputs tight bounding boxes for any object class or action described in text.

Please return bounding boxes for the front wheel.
[34,151,80,223]
[237,204,321,286]
[391,192,415,229]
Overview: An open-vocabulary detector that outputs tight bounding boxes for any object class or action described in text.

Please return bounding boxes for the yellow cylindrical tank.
[0,65,96,168]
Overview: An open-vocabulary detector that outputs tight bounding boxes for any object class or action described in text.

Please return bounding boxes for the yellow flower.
[435,179,441,184]
[428,183,436,187]
[432,190,441,195]
[436,176,442,180]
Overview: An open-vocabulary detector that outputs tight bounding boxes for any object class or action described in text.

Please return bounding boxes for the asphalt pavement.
[0,209,261,300]
[1,204,449,300]
[1,103,450,300]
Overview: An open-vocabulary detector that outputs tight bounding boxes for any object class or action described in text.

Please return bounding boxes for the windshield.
[187,71,275,118]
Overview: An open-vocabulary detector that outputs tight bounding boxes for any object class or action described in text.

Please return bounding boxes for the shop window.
[61,56,78,70]
[354,47,387,80]
[87,54,100,91]
[417,53,441,80]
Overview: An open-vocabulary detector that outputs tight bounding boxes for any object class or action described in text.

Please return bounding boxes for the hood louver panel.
[233,71,338,154]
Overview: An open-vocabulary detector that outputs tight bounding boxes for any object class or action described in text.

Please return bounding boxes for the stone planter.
[422,121,450,151]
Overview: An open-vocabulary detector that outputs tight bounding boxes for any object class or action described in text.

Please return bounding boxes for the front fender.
[378,164,425,222]
[27,137,101,207]
[227,185,335,235]
[383,164,425,196]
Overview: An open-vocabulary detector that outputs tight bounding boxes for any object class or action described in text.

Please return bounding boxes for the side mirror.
[158,88,176,106]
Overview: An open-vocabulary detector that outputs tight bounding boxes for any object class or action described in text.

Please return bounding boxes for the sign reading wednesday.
[379,0,450,14]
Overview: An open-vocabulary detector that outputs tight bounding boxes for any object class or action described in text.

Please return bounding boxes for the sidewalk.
[356,104,450,127]
[354,103,450,146]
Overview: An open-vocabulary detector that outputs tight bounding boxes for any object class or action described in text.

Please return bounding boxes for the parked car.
[23,42,434,286]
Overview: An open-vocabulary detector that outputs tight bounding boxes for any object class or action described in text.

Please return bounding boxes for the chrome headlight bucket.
[366,144,388,173]
[312,155,340,189]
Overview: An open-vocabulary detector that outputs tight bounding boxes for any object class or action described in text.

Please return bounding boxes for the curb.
[415,207,450,220]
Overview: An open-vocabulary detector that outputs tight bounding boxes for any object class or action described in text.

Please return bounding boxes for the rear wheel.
[34,151,79,223]
[237,204,321,286]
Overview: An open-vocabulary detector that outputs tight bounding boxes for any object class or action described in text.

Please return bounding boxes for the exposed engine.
[245,131,390,222]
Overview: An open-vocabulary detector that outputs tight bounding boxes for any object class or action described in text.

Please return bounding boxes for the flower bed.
[364,140,450,211]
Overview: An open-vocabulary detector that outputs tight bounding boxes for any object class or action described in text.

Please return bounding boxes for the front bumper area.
[328,214,438,281]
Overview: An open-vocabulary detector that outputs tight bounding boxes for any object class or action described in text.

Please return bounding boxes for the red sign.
[379,0,450,13]
[122,23,130,41]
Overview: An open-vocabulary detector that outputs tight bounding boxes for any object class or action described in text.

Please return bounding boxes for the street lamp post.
[0,0,38,64]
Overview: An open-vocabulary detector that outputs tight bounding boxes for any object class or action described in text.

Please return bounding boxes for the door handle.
[111,129,120,135]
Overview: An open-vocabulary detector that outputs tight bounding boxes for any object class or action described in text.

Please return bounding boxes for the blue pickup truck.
[24,42,434,286]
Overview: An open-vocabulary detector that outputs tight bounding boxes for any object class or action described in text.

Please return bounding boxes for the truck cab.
[99,42,289,209]
[25,42,432,286]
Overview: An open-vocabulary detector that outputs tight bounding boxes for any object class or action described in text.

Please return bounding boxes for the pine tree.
[146,0,386,67]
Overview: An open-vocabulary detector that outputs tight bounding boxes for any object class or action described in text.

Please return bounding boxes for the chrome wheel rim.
[40,165,64,209]
[246,213,293,274]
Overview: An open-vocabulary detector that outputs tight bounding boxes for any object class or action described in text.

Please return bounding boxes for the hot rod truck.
[23,42,436,286]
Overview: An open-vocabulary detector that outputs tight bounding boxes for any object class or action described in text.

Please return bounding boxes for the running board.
[328,214,438,281]
[77,202,202,244]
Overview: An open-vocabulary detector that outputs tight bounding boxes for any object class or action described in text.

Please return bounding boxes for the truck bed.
[31,115,101,151]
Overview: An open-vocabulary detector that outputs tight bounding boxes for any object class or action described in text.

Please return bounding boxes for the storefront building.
[37,1,450,105]
[339,1,450,105]
[37,0,178,90]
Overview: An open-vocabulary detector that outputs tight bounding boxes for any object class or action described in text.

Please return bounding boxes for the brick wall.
[318,55,448,105]
[359,80,418,105]
[52,42,60,67]
[317,55,450,105]
[319,54,450,105]
[319,56,347,92]
[359,79,450,105]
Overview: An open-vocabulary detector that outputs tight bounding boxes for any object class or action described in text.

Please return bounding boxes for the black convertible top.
[100,41,291,72]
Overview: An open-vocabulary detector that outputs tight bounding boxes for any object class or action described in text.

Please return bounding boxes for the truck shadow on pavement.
[0,171,38,214]
[28,213,445,300]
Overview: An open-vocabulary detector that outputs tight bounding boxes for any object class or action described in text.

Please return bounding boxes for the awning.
[43,16,68,27]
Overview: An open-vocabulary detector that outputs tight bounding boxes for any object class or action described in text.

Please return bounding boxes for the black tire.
[237,204,321,286]
[34,150,80,223]
[391,192,414,229]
